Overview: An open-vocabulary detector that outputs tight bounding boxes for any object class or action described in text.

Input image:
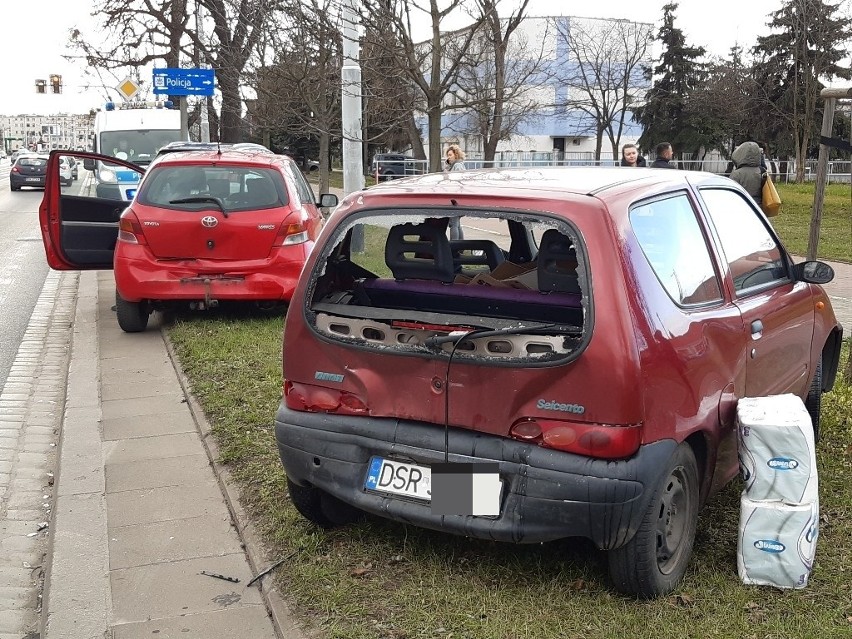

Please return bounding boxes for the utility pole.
[196,8,210,142]
[341,0,365,249]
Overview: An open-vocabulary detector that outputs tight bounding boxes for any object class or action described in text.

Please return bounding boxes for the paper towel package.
[737,394,818,503]
[738,495,818,589]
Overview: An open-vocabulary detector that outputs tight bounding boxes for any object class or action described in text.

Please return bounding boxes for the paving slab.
[110,554,266,624]
[106,481,228,528]
[105,454,214,493]
[112,605,278,639]
[103,432,204,464]
[101,410,198,440]
[108,514,240,570]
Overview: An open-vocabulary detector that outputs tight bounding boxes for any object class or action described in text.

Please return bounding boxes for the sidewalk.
[43,271,306,638]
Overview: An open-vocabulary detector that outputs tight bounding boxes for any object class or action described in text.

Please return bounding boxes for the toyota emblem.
[201,216,218,228]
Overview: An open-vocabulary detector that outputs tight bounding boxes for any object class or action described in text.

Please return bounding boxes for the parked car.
[38,149,339,332]
[10,154,49,191]
[273,166,842,598]
[58,157,74,186]
[369,152,422,180]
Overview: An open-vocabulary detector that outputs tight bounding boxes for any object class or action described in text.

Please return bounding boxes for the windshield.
[100,130,182,165]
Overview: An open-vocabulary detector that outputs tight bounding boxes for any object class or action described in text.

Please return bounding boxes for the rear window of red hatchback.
[137,165,289,212]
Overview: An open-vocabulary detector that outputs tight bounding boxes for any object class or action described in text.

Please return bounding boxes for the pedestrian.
[620,143,647,167]
[728,141,765,204]
[650,142,674,168]
[445,144,467,172]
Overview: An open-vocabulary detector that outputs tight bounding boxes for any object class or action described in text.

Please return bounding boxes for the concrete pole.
[341,0,365,249]
[807,90,848,260]
[196,7,211,142]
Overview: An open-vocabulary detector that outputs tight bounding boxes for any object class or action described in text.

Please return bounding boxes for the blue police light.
[105,102,116,111]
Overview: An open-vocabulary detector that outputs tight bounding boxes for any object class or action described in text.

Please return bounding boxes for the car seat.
[385,222,455,283]
[246,179,279,207]
[537,229,580,294]
[207,178,231,199]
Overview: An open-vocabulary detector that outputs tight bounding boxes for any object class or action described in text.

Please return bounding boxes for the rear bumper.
[10,174,45,188]
[274,404,676,548]
[114,252,304,302]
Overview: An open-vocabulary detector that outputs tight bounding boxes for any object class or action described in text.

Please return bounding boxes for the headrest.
[538,229,580,293]
[385,222,455,283]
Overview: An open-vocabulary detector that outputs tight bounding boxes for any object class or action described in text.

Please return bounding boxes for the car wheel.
[115,291,150,333]
[287,476,363,528]
[804,358,822,443]
[607,443,699,599]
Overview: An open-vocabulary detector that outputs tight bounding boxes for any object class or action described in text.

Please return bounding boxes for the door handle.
[751,319,763,339]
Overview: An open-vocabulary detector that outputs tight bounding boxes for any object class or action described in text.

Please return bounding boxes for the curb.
[161,330,316,639]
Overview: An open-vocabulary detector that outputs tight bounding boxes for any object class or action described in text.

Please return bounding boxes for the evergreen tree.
[634,3,706,159]
[752,0,852,182]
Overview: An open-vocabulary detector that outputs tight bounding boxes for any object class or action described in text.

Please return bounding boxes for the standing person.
[728,141,765,204]
[444,144,466,239]
[445,144,467,172]
[650,142,674,168]
[620,143,647,167]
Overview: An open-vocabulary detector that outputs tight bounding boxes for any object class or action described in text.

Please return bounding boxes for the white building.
[425,15,654,165]
[1,113,94,154]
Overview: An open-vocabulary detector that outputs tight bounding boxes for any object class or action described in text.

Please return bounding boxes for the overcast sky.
[0,0,830,117]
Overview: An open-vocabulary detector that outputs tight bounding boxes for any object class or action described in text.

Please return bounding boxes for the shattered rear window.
[304,207,592,365]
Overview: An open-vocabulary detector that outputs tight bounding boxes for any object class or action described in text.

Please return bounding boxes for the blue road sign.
[152,68,215,96]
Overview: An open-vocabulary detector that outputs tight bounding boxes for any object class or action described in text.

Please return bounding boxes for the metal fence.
[372,152,851,184]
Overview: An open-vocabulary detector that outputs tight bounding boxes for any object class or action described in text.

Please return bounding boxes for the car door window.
[630,193,722,306]
[699,188,788,294]
[288,163,316,206]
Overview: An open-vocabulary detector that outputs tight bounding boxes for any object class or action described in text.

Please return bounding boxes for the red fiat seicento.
[38,148,337,332]
[274,167,842,598]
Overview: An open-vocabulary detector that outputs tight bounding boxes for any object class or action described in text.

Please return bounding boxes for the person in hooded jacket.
[728,141,766,204]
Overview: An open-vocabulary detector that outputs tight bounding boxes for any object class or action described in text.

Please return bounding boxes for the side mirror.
[84,158,95,171]
[318,193,338,208]
[794,260,834,284]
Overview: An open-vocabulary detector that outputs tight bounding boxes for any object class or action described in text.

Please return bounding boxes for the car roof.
[156,141,275,157]
[151,149,292,168]
[364,166,722,198]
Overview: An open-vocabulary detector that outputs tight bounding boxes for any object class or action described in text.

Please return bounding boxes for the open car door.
[39,150,145,270]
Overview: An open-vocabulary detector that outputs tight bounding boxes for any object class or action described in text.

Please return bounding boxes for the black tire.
[607,443,699,599]
[804,358,822,443]
[115,291,150,333]
[287,476,363,528]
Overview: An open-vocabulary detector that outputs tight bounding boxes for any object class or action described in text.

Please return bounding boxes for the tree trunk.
[218,71,243,143]
[428,102,443,173]
[406,113,426,160]
[318,130,330,196]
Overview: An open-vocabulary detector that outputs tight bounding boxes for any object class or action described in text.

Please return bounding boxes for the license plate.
[26,177,42,182]
[364,457,502,516]
[365,457,431,501]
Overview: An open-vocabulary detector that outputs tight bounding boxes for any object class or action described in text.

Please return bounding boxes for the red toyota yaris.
[39,148,337,331]
[273,166,842,598]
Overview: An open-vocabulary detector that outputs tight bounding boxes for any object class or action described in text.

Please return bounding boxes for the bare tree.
[69,0,279,142]
[555,17,653,160]
[68,0,192,103]
[449,0,552,162]
[248,0,342,193]
[361,0,490,172]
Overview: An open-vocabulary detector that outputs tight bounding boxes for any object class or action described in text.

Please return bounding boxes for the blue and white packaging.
[737,394,817,503]
[737,495,818,589]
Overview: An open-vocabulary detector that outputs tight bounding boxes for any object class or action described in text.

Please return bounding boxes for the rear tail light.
[118,211,148,245]
[11,166,19,173]
[509,418,641,459]
[285,380,369,415]
[273,221,308,246]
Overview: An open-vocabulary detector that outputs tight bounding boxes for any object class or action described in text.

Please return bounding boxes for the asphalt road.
[0,158,51,389]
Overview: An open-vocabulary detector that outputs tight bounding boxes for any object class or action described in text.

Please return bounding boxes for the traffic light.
[50,74,62,94]
[35,79,47,94]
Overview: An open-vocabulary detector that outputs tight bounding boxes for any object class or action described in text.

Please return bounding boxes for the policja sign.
[152,68,215,96]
